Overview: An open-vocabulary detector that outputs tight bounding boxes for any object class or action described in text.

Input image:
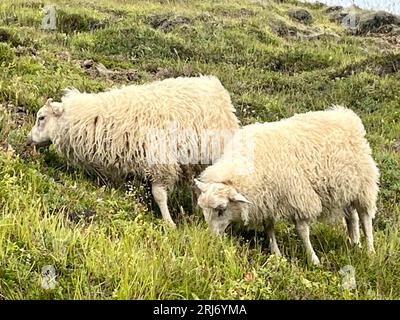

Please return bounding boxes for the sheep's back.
[55,76,239,183]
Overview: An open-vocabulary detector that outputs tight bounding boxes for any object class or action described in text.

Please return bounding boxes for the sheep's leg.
[358,209,375,254]
[191,184,201,214]
[264,219,281,256]
[151,183,176,228]
[344,207,360,247]
[295,219,320,265]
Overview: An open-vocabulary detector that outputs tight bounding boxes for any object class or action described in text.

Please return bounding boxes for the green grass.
[0,0,399,299]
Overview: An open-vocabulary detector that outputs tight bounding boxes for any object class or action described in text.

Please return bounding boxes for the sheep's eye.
[38,116,45,121]
[217,208,226,217]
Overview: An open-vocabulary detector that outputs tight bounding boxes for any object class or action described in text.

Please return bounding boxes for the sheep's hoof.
[348,240,362,249]
[270,247,282,257]
[347,235,361,247]
[166,221,177,229]
[356,242,362,249]
[311,255,320,266]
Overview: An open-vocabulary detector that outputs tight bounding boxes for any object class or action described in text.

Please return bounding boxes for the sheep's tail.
[329,105,366,137]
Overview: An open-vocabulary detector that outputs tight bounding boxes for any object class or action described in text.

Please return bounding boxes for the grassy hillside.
[0,0,399,299]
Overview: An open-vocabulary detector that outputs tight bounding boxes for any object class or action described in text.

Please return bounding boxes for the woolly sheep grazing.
[27,76,240,227]
[195,106,379,265]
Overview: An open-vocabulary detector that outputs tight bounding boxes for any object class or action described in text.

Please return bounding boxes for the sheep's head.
[27,98,64,147]
[194,179,251,236]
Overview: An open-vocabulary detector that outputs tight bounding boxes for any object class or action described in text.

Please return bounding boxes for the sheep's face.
[27,99,63,147]
[194,179,250,236]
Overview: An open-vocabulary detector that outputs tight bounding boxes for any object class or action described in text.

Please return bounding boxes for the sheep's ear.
[45,98,53,108]
[194,179,207,192]
[51,102,64,117]
[45,98,63,116]
[229,191,251,204]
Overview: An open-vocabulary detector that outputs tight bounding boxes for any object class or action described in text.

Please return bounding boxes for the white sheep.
[27,76,239,227]
[195,106,379,265]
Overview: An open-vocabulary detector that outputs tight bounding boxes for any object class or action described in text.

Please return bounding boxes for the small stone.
[324,6,343,14]
[80,59,139,82]
[82,59,94,68]
[329,11,353,23]
[0,29,10,42]
[393,140,400,153]
[147,14,191,32]
[288,8,313,24]
[270,19,299,37]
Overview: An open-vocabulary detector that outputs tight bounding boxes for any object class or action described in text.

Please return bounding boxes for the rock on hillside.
[328,6,400,35]
[288,8,313,24]
[358,11,400,34]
